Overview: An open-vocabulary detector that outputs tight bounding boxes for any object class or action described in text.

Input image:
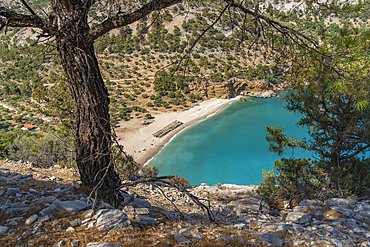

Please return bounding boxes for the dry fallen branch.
[120,175,215,221]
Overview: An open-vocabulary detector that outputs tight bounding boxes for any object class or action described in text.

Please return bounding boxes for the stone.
[13,174,32,180]
[354,210,370,223]
[299,199,323,207]
[131,198,151,208]
[8,220,17,226]
[72,180,81,189]
[182,226,202,239]
[327,198,356,207]
[0,226,8,234]
[286,211,312,224]
[270,209,280,217]
[52,240,66,247]
[135,215,157,225]
[332,239,346,247]
[0,167,9,171]
[96,209,130,229]
[15,193,23,198]
[25,214,38,225]
[227,194,270,214]
[135,207,150,215]
[38,215,55,222]
[260,233,283,247]
[6,208,19,216]
[5,188,19,197]
[121,193,134,204]
[123,206,134,213]
[361,241,370,247]
[233,223,246,230]
[312,239,332,246]
[26,194,38,200]
[173,233,191,244]
[70,240,80,247]
[354,202,370,212]
[87,221,95,229]
[11,203,29,210]
[40,200,90,215]
[66,226,75,233]
[86,243,123,247]
[99,202,113,209]
[28,239,34,246]
[32,226,41,234]
[262,223,290,232]
[293,238,307,246]
[69,218,81,227]
[22,231,33,238]
[331,206,355,217]
[152,240,160,246]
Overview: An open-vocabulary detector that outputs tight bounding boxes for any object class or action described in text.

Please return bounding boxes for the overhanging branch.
[0,7,46,30]
[223,0,319,48]
[87,0,182,42]
[20,0,37,16]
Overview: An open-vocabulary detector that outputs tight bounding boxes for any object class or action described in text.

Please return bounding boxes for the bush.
[141,165,158,177]
[192,53,200,59]
[167,175,190,187]
[257,158,324,205]
[112,145,139,180]
[7,133,73,168]
[0,132,20,158]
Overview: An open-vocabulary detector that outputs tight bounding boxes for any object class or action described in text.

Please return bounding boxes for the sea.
[147,95,312,186]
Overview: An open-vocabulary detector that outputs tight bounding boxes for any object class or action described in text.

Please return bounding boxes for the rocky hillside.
[1,160,370,246]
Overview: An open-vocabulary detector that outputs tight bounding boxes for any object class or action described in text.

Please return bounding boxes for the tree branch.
[20,0,37,16]
[223,0,319,48]
[87,0,182,42]
[0,7,45,30]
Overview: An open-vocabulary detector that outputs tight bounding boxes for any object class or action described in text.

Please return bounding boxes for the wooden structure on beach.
[153,120,183,138]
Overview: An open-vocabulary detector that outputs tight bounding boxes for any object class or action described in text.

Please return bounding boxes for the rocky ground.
[1,160,370,247]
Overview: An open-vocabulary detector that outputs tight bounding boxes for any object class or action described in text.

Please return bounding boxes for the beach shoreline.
[117,96,242,166]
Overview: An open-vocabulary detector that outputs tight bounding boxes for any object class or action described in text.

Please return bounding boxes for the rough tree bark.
[49,0,121,205]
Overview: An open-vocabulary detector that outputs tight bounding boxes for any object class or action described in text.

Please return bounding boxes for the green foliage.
[112,145,138,180]
[258,158,324,203]
[154,70,176,92]
[0,131,23,158]
[262,69,370,200]
[141,165,158,177]
[8,133,73,168]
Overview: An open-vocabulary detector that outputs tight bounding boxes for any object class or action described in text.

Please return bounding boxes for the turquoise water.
[148,96,312,186]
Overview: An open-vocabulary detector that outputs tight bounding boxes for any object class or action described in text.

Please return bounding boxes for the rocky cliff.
[190,79,280,99]
[1,160,369,247]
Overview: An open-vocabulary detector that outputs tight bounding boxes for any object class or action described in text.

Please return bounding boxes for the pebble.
[0,226,8,234]
[66,226,75,233]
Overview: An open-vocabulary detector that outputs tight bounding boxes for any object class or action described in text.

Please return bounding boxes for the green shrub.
[7,133,73,168]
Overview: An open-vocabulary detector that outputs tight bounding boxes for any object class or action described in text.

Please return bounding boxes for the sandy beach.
[116,96,241,165]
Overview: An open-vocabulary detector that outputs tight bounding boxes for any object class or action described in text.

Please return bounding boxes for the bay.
[149,96,312,186]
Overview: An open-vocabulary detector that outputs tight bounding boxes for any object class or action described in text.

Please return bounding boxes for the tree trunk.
[53,2,122,206]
